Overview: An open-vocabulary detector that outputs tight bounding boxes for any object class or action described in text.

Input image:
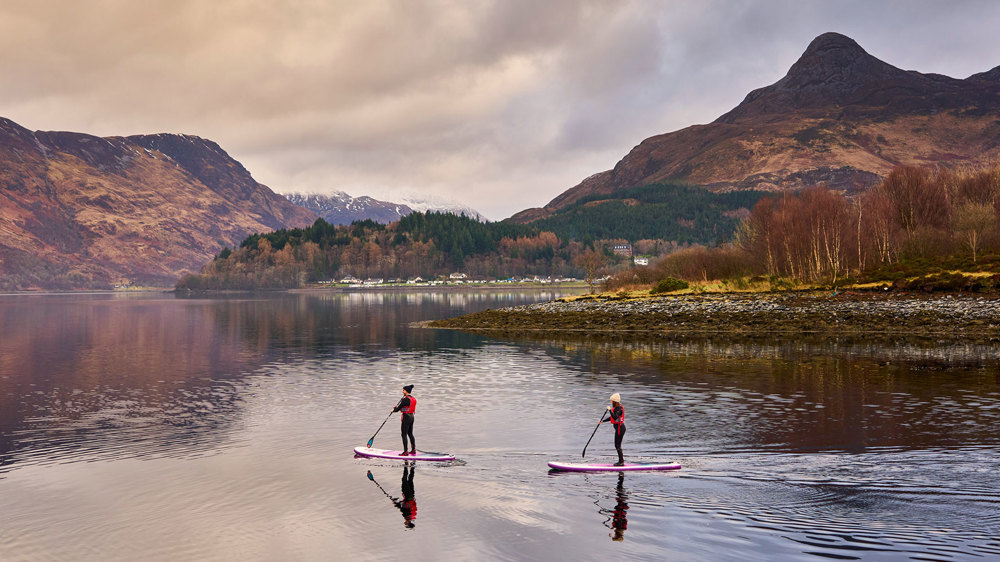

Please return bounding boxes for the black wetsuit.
[393,396,415,452]
[604,404,626,464]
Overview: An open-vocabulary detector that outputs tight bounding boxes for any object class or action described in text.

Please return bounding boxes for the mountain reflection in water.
[0,291,563,471]
[1,291,998,561]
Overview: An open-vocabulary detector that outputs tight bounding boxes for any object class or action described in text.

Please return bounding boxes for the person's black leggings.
[401,413,415,452]
[614,425,626,464]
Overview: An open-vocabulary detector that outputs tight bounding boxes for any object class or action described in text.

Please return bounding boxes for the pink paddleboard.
[548,460,681,472]
[354,446,455,461]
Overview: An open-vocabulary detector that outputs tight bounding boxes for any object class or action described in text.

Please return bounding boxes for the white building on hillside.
[612,243,632,257]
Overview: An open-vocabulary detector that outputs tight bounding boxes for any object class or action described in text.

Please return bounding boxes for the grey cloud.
[0,1,998,219]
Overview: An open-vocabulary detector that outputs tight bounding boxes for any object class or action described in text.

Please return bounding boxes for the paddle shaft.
[367,410,394,448]
[366,471,397,502]
[581,409,609,458]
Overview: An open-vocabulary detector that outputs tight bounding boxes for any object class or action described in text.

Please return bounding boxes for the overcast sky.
[1,1,999,219]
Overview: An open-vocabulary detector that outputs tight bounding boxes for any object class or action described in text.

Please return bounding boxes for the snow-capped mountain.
[285,192,414,225]
[285,191,486,225]
[393,193,485,221]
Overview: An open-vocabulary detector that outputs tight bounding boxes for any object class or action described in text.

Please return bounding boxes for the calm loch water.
[1,291,999,561]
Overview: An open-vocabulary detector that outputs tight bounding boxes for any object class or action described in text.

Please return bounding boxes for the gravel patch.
[428,292,1000,340]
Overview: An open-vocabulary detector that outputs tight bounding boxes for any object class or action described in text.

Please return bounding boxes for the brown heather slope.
[0,118,316,289]
[511,32,1000,222]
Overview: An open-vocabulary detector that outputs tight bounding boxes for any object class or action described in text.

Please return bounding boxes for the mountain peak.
[715,32,945,123]
[519,31,1000,221]
[801,32,866,58]
[775,32,906,95]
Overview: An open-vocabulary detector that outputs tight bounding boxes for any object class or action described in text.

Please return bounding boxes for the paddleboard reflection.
[366,464,417,529]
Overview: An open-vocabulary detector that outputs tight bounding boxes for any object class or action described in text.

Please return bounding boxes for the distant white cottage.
[449,272,467,279]
[633,257,649,266]
[612,243,632,257]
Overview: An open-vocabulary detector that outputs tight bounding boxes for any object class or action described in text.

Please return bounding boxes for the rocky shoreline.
[426,292,1000,342]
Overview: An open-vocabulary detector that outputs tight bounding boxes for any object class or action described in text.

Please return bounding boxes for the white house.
[612,243,632,257]
[633,257,649,266]
[449,272,468,280]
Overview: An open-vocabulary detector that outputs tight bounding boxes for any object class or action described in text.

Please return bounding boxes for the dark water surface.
[1,291,998,561]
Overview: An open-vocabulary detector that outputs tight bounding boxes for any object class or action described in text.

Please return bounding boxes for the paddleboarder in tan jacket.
[600,392,626,466]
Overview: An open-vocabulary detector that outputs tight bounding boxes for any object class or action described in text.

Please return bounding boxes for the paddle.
[366,470,396,501]
[367,410,394,448]
[581,409,609,458]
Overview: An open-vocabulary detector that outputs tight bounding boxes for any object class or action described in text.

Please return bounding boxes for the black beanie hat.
[403,385,414,393]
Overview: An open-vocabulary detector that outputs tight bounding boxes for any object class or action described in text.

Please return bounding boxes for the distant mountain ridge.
[0,117,315,289]
[511,32,1000,222]
[393,194,485,221]
[285,192,413,225]
[285,191,485,225]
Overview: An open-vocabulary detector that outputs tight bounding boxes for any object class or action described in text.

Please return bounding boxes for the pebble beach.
[427,292,1000,341]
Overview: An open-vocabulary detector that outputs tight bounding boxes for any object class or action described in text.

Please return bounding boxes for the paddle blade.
[366,470,374,481]
[367,437,374,448]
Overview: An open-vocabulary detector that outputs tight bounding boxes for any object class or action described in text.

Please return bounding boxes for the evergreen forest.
[177,183,760,289]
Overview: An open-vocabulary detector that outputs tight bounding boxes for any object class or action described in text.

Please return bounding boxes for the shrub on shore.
[890,272,999,292]
[650,277,689,293]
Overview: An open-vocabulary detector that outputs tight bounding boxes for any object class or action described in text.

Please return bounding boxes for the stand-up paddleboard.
[354,447,455,461]
[548,460,681,472]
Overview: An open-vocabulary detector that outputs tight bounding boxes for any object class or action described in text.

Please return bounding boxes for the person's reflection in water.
[599,473,629,542]
[366,465,417,529]
[398,463,417,528]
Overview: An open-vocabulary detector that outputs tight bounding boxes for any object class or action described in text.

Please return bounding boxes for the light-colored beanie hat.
[609,392,621,402]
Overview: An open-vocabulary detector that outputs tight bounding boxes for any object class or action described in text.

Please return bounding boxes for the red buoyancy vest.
[401,396,416,414]
[610,405,624,432]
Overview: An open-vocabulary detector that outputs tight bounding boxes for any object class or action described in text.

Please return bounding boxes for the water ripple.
[2,292,998,561]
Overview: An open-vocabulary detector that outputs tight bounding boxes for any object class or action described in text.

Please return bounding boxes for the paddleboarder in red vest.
[393,385,416,455]
[600,392,626,466]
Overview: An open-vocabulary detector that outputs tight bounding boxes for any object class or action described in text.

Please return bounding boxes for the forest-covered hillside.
[529,184,764,243]
[178,183,751,289]
[178,212,587,289]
